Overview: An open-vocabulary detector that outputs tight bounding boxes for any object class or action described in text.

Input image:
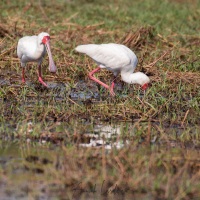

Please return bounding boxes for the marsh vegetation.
[0,0,200,199]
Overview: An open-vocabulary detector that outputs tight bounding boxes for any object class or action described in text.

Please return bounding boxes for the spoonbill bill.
[17,32,57,87]
[75,43,150,96]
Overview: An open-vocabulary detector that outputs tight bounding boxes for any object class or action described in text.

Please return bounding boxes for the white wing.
[75,43,137,72]
[17,36,39,63]
[17,38,24,59]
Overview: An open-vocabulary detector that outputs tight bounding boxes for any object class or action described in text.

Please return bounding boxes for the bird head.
[141,83,149,90]
[136,72,150,91]
[38,32,50,45]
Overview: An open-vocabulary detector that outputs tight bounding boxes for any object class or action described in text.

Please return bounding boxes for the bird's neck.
[37,41,45,53]
[121,72,143,84]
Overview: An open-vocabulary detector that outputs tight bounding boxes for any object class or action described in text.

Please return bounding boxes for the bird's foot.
[109,81,115,96]
[39,77,48,87]
[22,78,26,84]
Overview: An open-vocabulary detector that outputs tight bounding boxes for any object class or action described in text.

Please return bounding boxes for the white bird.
[17,32,57,87]
[75,43,150,96]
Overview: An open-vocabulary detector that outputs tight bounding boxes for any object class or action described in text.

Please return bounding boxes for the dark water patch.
[69,80,135,101]
[30,81,71,99]
[0,78,10,86]
[70,81,100,101]
[1,79,145,105]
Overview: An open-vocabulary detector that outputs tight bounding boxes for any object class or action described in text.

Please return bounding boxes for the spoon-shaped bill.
[45,41,57,73]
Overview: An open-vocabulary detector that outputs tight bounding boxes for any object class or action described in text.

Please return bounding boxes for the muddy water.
[0,143,59,200]
[0,120,200,199]
[0,80,199,199]
[0,142,154,200]
[0,122,135,200]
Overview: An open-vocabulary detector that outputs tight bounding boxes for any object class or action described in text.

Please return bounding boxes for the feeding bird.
[17,32,57,87]
[75,43,150,96]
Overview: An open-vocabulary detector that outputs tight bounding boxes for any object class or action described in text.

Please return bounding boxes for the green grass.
[0,0,200,199]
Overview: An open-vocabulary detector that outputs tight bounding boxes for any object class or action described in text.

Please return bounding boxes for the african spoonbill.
[17,32,57,87]
[75,43,150,96]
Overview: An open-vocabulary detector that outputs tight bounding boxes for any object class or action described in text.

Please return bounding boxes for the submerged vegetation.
[0,0,200,199]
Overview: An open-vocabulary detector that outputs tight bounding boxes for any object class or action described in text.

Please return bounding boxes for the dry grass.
[0,0,200,199]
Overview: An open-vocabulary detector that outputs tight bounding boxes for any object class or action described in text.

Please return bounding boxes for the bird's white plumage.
[17,32,57,87]
[75,43,138,76]
[17,33,49,66]
[75,43,150,88]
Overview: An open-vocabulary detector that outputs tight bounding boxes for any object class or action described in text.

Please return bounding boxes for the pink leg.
[89,67,115,96]
[22,68,25,83]
[38,65,48,87]
[89,67,109,89]
[109,75,119,96]
[110,81,115,96]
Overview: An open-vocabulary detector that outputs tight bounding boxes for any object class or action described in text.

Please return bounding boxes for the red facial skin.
[141,83,149,90]
[42,36,50,44]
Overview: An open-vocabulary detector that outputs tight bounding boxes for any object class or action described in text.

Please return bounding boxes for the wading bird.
[75,43,150,96]
[17,32,57,87]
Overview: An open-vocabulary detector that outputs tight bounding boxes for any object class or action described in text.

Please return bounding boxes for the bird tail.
[75,44,97,54]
